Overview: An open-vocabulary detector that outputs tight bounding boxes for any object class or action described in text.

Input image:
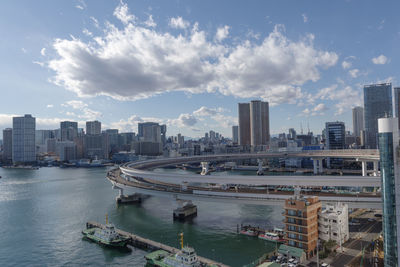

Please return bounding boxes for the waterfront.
[0,167,282,267]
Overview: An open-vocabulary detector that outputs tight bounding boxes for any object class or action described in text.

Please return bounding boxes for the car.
[321,263,330,267]
[368,218,375,222]
[374,213,382,217]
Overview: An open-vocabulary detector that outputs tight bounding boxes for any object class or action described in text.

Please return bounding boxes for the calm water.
[0,167,283,267]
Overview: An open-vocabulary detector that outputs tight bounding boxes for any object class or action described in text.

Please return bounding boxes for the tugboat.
[145,233,217,267]
[82,215,130,247]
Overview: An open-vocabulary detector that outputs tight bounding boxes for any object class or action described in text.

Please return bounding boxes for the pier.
[86,221,230,267]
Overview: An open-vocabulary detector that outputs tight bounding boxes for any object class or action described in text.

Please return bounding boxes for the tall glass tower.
[378,117,400,267]
[364,83,392,149]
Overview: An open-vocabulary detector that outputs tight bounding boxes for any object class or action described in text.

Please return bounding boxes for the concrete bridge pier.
[361,161,367,177]
[373,161,379,176]
[257,159,264,175]
[173,198,197,221]
[200,162,210,175]
[113,184,142,204]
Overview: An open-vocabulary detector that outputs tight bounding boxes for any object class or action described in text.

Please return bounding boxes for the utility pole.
[316,239,319,267]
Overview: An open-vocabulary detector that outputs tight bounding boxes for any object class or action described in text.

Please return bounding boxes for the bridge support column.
[113,184,142,204]
[373,161,378,176]
[362,161,367,177]
[257,159,264,176]
[312,159,318,174]
[200,162,210,175]
[318,159,323,174]
[173,198,197,221]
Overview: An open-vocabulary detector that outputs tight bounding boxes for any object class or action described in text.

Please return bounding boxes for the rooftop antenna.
[307,121,310,135]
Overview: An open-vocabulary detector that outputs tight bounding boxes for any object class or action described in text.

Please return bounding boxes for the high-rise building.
[250,100,270,147]
[325,122,345,150]
[288,128,297,140]
[352,106,364,137]
[364,83,392,148]
[56,141,76,161]
[60,121,78,142]
[160,124,167,146]
[2,128,12,162]
[378,117,400,267]
[86,120,101,135]
[12,114,36,163]
[232,126,238,144]
[138,122,161,143]
[238,103,251,146]
[283,194,321,258]
[394,87,400,128]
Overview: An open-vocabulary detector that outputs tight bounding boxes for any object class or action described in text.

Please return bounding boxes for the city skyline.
[1,1,399,138]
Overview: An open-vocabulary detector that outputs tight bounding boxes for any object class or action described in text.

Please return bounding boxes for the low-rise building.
[318,203,349,246]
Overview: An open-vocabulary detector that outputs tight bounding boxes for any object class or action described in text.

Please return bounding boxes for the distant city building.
[86,120,101,135]
[394,87,400,128]
[283,194,321,258]
[46,138,57,154]
[105,129,119,153]
[160,124,167,146]
[288,128,297,140]
[352,106,364,137]
[364,83,392,148]
[250,100,270,147]
[325,122,345,150]
[85,133,108,159]
[325,121,345,168]
[139,122,161,143]
[2,128,12,162]
[318,203,349,246]
[60,121,78,142]
[35,130,54,145]
[378,117,400,267]
[232,126,238,144]
[238,102,251,146]
[12,114,36,163]
[56,141,76,161]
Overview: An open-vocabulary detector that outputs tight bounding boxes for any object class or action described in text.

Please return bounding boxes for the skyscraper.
[232,126,238,144]
[250,100,269,146]
[2,128,12,162]
[394,87,400,128]
[60,121,78,141]
[364,83,392,148]
[12,114,36,163]
[86,120,101,135]
[352,106,364,137]
[378,117,400,267]
[238,103,250,146]
[325,121,345,168]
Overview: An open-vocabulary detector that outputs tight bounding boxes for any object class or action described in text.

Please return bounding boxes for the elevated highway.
[109,150,383,209]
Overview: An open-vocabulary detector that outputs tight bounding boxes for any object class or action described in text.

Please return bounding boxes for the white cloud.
[46,104,54,108]
[302,14,308,23]
[193,106,227,116]
[90,16,99,28]
[342,61,351,69]
[75,0,86,10]
[33,61,45,67]
[348,69,359,78]
[169,16,190,29]
[62,100,101,120]
[47,5,338,107]
[113,0,135,24]
[215,25,230,42]
[169,113,197,127]
[40,48,46,56]
[82,28,93,37]
[144,15,156,27]
[372,54,388,65]
[21,48,27,54]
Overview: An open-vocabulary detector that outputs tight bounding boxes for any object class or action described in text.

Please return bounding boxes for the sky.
[0,0,399,139]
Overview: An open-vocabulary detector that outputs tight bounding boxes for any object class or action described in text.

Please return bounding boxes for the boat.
[82,215,130,247]
[239,225,259,237]
[258,232,285,243]
[145,233,217,267]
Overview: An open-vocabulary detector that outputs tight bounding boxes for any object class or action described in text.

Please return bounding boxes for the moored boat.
[82,215,130,247]
[258,232,285,243]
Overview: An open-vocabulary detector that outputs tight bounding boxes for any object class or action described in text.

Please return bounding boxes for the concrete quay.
[86,221,229,267]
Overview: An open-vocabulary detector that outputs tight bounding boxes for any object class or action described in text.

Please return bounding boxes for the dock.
[86,221,230,267]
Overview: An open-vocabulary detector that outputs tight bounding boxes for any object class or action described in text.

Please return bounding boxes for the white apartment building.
[318,203,349,245]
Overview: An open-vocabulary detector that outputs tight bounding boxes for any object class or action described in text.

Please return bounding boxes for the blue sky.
[0,0,399,138]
